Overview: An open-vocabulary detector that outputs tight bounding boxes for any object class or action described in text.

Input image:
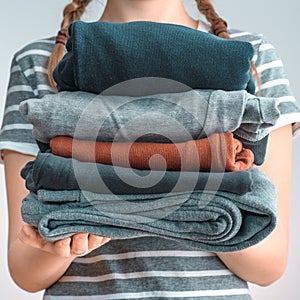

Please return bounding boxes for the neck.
[100,0,198,29]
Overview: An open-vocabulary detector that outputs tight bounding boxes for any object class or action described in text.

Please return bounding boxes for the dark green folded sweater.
[53,20,255,95]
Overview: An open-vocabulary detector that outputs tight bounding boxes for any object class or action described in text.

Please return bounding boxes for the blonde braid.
[48,0,92,88]
[195,0,260,93]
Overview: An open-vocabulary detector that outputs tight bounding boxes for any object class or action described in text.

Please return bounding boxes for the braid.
[195,0,261,93]
[195,0,229,39]
[48,0,92,88]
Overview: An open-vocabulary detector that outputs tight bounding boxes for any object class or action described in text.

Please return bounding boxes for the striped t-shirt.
[1,22,300,300]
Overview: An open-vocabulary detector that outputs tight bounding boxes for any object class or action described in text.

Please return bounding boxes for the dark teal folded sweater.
[53,20,255,94]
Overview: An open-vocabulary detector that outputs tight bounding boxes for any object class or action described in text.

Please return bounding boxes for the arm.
[4,150,110,292]
[216,124,292,286]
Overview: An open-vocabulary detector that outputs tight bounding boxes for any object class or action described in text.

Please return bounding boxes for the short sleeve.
[0,38,56,163]
[253,36,300,136]
[230,30,300,137]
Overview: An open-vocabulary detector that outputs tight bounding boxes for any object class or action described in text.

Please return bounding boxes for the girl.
[1,0,299,299]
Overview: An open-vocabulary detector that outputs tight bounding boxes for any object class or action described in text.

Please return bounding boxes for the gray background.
[0,1,299,299]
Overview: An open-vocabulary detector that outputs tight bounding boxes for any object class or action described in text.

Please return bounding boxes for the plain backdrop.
[0,1,299,299]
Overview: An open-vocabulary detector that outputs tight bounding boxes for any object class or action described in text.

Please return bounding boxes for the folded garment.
[21,152,254,195]
[236,134,269,166]
[21,167,277,252]
[19,90,280,165]
[38,132,268,166]
[50,133,254,172]
[53,20,255,94]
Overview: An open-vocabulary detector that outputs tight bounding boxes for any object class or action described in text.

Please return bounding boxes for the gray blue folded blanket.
[21,167,277,252]
[53,20,255,94]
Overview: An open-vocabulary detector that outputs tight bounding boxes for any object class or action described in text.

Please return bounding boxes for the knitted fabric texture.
[53,20,255,94]
[50,133,254,172]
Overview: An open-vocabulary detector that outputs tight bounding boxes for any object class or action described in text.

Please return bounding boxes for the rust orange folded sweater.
[50,133,254,172]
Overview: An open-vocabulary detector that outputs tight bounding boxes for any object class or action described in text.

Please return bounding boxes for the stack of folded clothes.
[20,20,282,252]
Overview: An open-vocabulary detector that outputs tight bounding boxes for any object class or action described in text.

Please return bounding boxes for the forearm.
[4,151,69,291]
[216,181,290,286]
[216,224,289,286]
[3,150,109,292]
[8,237,74,292]
[216,125,292,286]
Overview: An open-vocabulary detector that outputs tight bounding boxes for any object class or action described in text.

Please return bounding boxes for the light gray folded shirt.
[19,89,280,144]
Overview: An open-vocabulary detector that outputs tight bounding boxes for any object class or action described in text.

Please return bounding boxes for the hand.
[18,224,110,258]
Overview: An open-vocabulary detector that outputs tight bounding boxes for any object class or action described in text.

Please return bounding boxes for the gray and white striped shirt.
[1,25,300,299]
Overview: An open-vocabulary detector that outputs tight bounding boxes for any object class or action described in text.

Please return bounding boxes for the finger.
[88,235,111,252]
[87,234,103,250]
[100,237,111,246]
[54,237,72,257]
[70,233,89,256]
